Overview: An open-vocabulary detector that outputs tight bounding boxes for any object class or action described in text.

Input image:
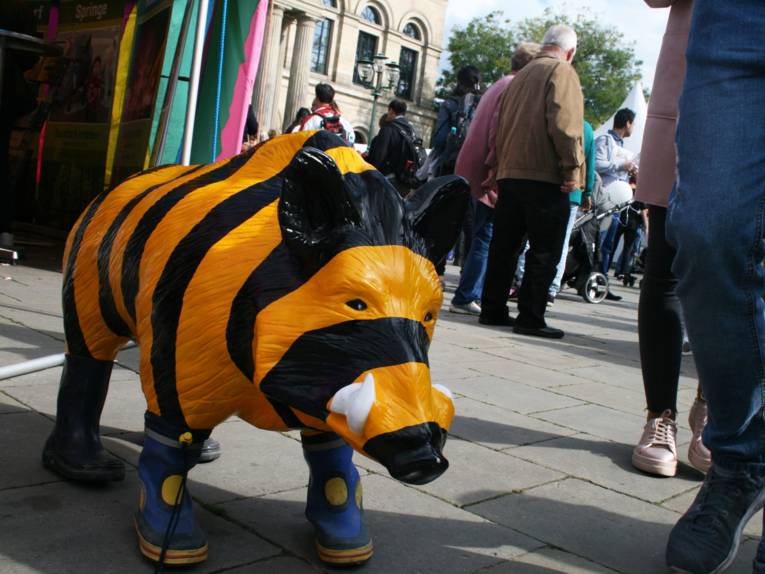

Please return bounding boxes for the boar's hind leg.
[302,431,373,566]
[42,354,126,482]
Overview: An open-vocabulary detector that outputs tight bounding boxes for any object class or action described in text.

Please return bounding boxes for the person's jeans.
[481,179,569,328]
[599,214,620,274]
[452,201,494,305]
[667,0,765,465]
[549,203,579,296]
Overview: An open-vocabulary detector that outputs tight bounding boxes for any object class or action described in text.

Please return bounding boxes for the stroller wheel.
[582,272,609,304]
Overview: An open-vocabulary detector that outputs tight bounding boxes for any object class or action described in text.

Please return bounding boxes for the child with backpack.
[293,83,355,146]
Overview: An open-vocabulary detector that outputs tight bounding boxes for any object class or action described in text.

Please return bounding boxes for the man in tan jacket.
[479,24,585,339]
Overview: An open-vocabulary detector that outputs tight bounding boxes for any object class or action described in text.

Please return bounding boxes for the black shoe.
[666,463,765,574]
[605,291,622,302]
[42,354,126,482]
[513,325,564,339]
[198,437,222,463]
[546,294,555,308]
[479,313,515,327]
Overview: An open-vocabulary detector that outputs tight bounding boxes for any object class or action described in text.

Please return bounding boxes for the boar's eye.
[346,299,368,311]
[424,311,434,322]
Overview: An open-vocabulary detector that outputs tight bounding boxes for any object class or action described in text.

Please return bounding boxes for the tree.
[439,8,643,126]
[437,11,514,98]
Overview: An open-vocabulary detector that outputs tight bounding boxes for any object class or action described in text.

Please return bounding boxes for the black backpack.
[436,94,478,176]
[390,121,426,188]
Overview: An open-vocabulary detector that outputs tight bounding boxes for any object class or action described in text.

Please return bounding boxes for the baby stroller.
[560,178,634,303]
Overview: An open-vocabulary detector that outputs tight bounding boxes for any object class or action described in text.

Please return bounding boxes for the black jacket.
[366,116,415,176]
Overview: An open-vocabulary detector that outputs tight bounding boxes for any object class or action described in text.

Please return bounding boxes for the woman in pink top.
[449,43,540,315]
[632,0,710,479]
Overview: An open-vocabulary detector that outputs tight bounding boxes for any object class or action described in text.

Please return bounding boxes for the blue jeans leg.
[452,202,494,305]
[599,215,620,275]
[550,203,579,296]
[667,0,765,465]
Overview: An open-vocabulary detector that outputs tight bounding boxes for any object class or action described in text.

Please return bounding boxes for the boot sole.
[42,448,125,483]
[135,519,208,565]
[632,451,677,477]
[316,539,373,566]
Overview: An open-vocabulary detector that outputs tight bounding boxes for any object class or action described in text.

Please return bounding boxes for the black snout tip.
[363,422,449,486]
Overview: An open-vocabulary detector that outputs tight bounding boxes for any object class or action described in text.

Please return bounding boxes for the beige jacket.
[494,53,585,187]
[636,0,693,207]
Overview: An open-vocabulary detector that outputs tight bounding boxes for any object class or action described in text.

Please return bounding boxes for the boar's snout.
[363,422,448,485]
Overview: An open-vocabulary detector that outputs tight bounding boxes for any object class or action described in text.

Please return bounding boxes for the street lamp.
[356,53,400,140]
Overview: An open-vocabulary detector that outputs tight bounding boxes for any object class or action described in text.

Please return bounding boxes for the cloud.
[441,0,670,89]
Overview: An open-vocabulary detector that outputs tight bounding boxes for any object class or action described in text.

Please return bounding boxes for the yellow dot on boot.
[355,481,363,509]
[161,475,185,506]
[324,477,348,507]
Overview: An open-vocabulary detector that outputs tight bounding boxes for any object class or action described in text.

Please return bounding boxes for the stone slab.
[0,410,62,490]
[450,397,577,450]
[459,359,592,389]
[0,390,31,414]
[510,433,702,503]
[484,546,619,573]
[533,404,647,446]
[0,480,280,574]
[408,438,564,507]
[221,474,542,573]
[446,375,584,415]
[470,478,681,574]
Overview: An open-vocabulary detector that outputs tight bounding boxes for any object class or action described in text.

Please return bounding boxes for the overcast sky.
[442,0,671,90]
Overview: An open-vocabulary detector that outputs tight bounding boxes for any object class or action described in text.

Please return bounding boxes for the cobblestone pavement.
[1,260,760,573]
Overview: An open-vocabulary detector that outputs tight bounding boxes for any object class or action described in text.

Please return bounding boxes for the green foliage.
[440,8,643,125]
[437,11,514,98]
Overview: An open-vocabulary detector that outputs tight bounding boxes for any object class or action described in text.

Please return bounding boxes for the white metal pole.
[181,0,211,166]
[0,342,137,381]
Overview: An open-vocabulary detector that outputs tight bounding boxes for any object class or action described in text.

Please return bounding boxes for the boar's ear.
[279,147,360,272]
[405,175,470,265]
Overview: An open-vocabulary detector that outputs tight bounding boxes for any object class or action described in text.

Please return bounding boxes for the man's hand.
[624,160,637,174]
[581,195,592,212]
[560,180,578,194]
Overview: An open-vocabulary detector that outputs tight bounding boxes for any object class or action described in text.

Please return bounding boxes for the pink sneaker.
[688,398,711,473]
[632,410,678,477]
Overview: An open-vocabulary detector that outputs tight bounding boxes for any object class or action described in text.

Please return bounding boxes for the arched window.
[403,22,421,40]
[361,6,382,25]
[322,0,336,7]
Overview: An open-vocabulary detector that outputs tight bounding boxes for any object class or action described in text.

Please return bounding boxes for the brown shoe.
[688,399,711,474]
[632,410,678,477]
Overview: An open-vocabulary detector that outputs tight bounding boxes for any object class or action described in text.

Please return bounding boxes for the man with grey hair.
[479,24,585,338]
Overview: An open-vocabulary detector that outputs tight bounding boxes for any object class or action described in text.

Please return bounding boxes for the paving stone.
[407,438,564,507]
[459,359,592,389]
[0,410,62,490]
[0,390,30,413]
[446,375,584,415]
[552,380,647,415]
[482,344,601,370]
[221,474,542,573]
[533,404,647,445]
[5,366,146,434]
[0,318,65,365]
[450,397,576,450]
[224,555,322,573]
[470,478,681,574]
[485,547,619,573]
[510,433,702,503]
[0,480,280,574]
[565,363,644,390]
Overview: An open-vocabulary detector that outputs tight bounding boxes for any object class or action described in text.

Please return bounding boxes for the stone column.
[251,3,286,134]
[283,14,317,131]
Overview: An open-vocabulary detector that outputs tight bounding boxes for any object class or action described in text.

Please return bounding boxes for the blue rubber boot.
[302,432,373,566]
[754,514,765,573]
[135,428,208,566]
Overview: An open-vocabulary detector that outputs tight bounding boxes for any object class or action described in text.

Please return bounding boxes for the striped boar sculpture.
[43,131,469,567]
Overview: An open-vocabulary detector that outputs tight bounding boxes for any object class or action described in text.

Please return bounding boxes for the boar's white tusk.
[432,384,454,402]
[329,372,376,435]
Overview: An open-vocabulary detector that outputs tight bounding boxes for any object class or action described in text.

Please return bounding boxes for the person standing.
[596,108,637,301]
[449,42,541,315]
[293,83,355,146]
[663,2,765,573]
[633,0,705,482]
[366,99,420,197]
[480,25,585,339]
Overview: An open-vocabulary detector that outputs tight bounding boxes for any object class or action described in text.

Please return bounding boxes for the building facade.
[251,0,449,145]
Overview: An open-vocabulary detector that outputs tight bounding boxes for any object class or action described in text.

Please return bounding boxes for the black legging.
[638,206,683,414]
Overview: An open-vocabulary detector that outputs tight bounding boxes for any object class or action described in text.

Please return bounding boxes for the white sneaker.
[449,300,481,315]
[632,409,678,477]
